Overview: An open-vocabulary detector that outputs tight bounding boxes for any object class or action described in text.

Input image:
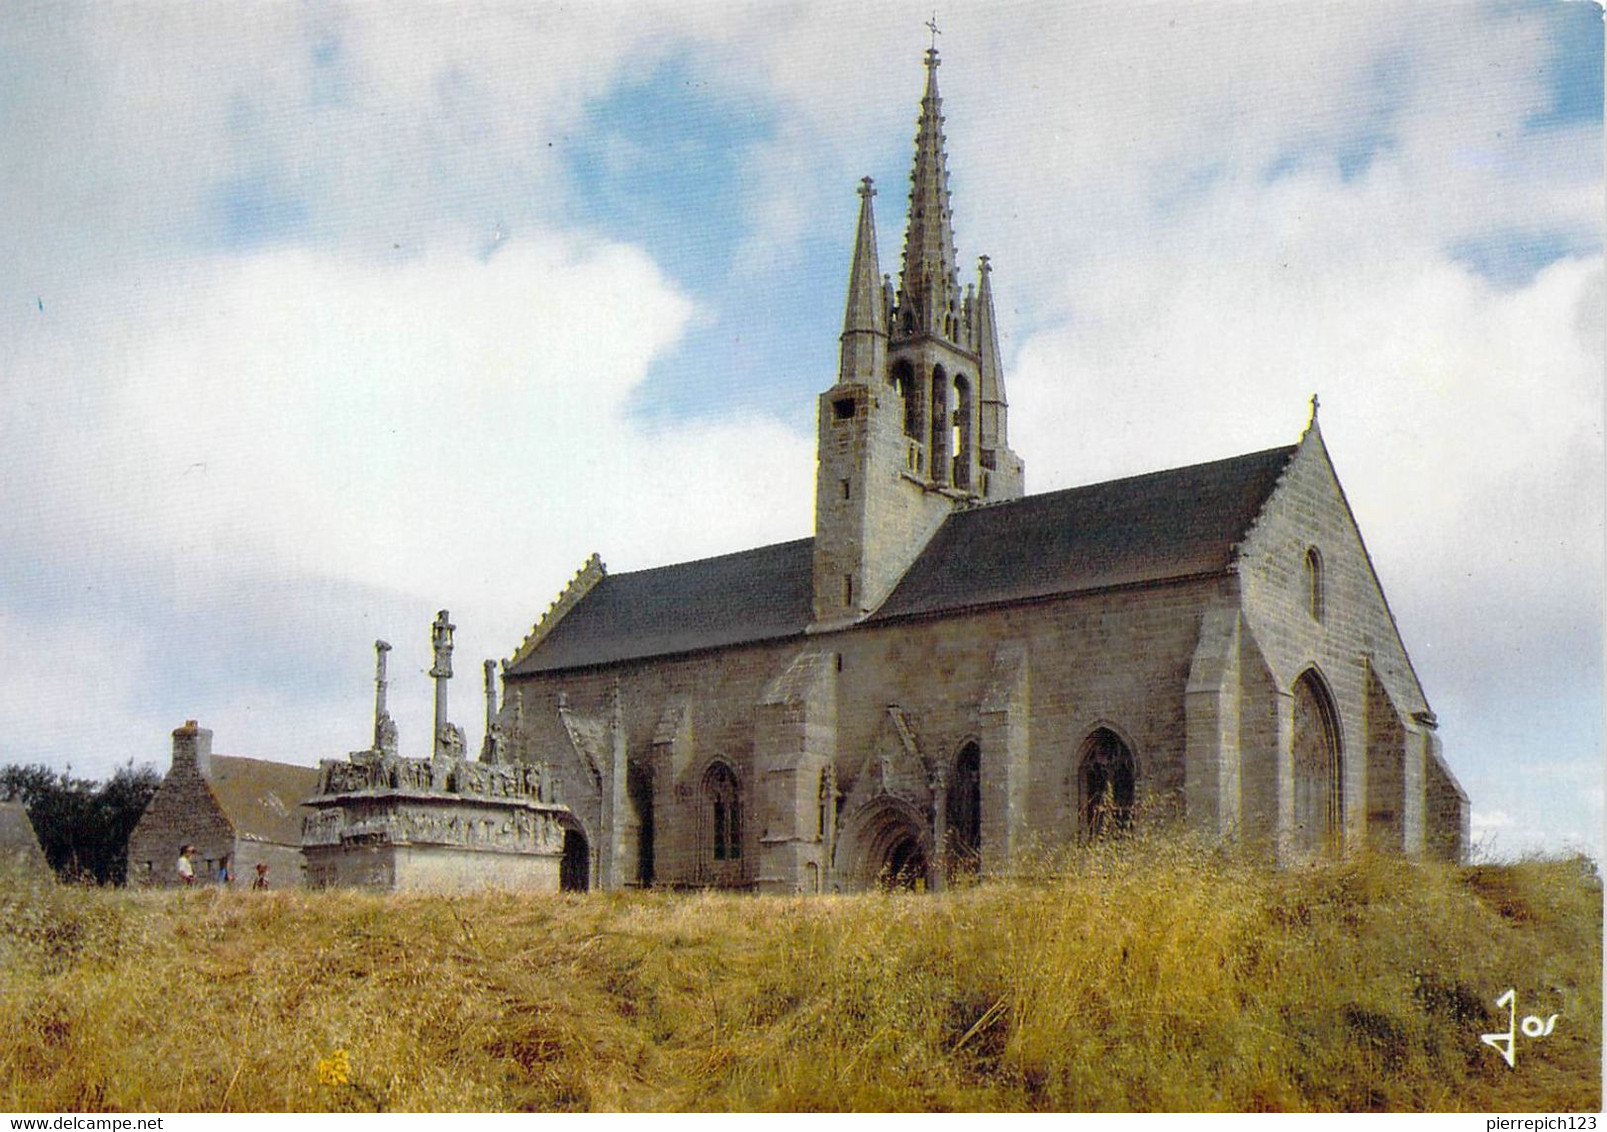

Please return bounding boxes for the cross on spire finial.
[926,13,941,49]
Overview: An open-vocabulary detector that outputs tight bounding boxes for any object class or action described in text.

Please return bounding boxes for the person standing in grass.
[176,845,196,886]
[251,862,270,890]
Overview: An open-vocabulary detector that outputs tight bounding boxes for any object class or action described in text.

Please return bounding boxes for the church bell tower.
[812,43,1025,627]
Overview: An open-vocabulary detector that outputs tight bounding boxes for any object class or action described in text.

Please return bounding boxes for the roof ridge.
[602,535,814,578]
[871,442,1299,624]
[210,753,318,771]
[948,443,1300,518]
[1053,444,1297,496]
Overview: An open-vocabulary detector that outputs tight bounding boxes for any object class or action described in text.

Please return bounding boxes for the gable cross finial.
[1308,392,1321,429]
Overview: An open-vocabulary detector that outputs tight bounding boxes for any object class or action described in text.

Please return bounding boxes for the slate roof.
[205,755,320,846]
[873,445,1297,621]
[510,446,1295,674]
[511,538,816,674]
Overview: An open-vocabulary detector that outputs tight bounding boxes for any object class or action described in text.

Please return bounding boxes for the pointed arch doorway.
[1292,668,1343,856]
[840,798,933,891]
[560,827,590,892]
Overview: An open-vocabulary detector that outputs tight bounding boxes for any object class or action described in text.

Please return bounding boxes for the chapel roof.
[204,755,320,847]
[508,444,1296,675]
[872,444,1297,620]
[511,538,816,674]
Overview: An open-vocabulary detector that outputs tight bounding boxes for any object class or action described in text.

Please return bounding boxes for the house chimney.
[172,719,213,778]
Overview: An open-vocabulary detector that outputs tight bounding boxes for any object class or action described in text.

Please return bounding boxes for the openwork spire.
[897,46,961,342]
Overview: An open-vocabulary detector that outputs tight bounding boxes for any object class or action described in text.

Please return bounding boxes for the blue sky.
[0,1,1600,860]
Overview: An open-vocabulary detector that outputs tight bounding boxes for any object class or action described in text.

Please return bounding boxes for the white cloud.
[0,3,666,283]
[1,233,813,772]
[1471,810,1515,831]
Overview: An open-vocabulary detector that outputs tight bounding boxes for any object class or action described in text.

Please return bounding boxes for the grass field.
[1,837,1600,1112]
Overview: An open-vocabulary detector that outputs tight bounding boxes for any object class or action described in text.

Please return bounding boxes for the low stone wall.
[309,842,562,893]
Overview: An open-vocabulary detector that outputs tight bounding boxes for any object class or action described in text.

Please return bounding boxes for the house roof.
[205,756,320,846]
[0,802,47,867]
[508,445,1295,675]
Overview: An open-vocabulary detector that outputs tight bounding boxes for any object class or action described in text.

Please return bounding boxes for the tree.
[90,763,163,885]
[1,762,161,884]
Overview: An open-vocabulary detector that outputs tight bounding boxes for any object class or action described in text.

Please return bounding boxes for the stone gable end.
[126,760,235,886]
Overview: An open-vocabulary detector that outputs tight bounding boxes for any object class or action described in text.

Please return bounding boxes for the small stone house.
[0,801,49,875]
[126,720,318,887]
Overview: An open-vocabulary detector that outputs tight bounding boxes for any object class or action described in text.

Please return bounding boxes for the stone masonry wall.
[126,725,235,887]
[814,379,955,624]
[1425,736,1470,863]
[231,840,307,888]
[1233,424,1452,858]
[504,572,1236,890]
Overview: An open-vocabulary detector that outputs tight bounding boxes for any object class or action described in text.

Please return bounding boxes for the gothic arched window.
[1304,547,1325,622]
[1078,728,1136,837]
[946,741,982,875]
[704,763,742,861]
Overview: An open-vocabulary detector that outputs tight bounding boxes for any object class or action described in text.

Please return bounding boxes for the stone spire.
[896,45,961,342]
[839,177,887,384]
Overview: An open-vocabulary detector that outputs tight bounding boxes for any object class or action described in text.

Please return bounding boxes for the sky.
[1,0,1600,861]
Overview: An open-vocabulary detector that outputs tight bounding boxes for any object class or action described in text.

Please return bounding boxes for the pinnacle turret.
[839,177,887,384]
[975,255,1008,449]
[896,46,961,343]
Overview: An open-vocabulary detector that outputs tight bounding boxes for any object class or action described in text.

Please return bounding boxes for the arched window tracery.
[703,762,742,861]
[1078,728,1136,837]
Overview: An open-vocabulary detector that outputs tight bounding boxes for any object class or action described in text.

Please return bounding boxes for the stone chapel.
[491,45,1469,893]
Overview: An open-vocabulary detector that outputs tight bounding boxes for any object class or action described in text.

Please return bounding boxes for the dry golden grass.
[1,836,1599,1112]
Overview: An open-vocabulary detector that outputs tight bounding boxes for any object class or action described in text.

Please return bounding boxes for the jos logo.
[1480,988,1560,1068]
